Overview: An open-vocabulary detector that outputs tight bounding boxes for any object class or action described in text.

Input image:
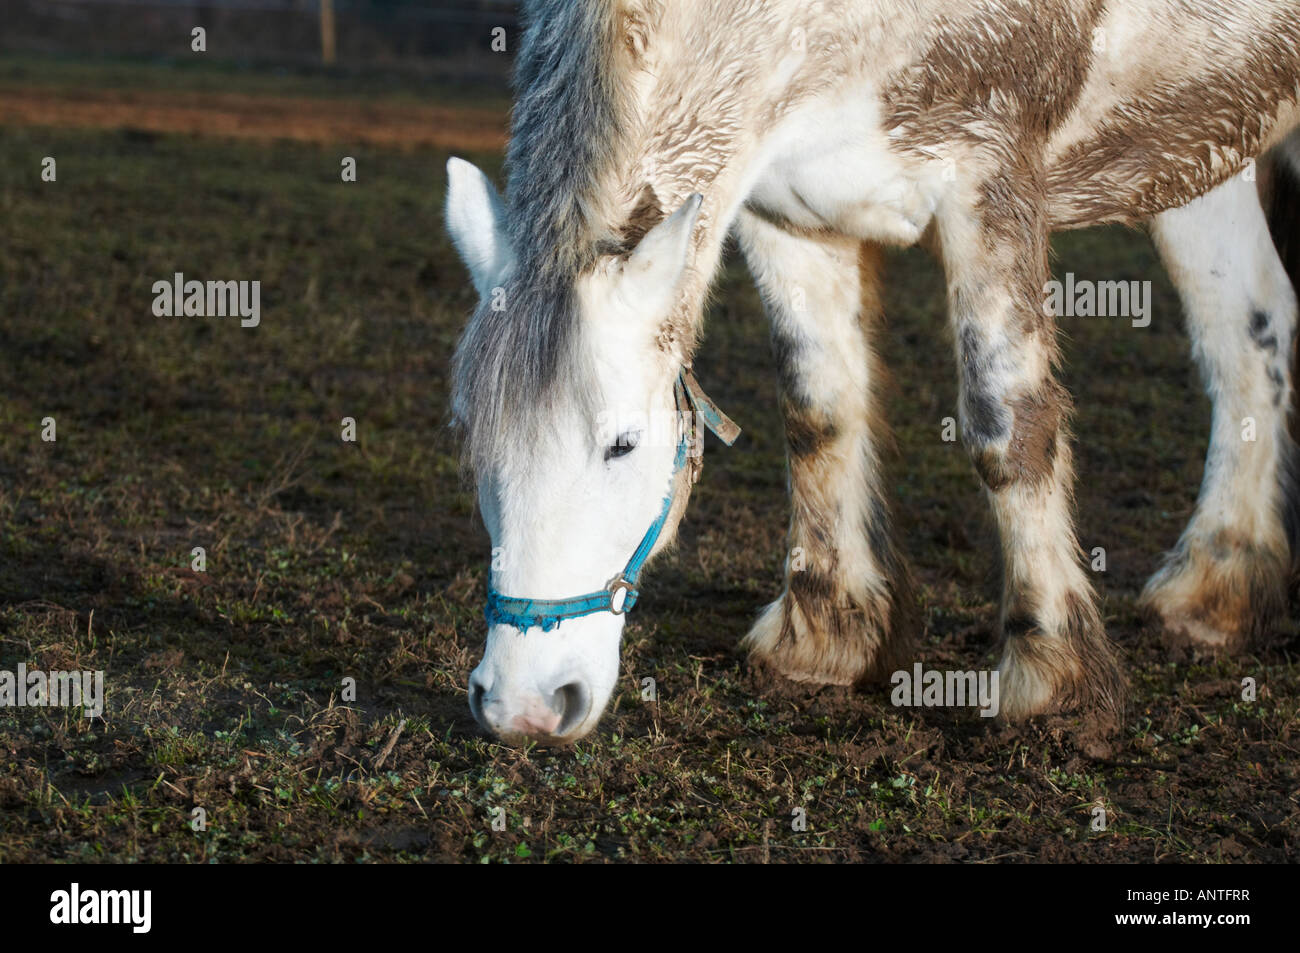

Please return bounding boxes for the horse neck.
[603,2,924,340]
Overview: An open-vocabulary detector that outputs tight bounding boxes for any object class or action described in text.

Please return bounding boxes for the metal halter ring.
[607,576,634,615]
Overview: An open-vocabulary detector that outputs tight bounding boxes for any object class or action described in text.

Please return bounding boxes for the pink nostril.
[510,711,561,736]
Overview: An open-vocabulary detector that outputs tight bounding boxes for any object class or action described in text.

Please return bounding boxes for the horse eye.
[605,433,638,461]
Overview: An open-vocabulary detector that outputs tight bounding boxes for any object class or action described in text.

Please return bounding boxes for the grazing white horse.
[445,0,1300,742]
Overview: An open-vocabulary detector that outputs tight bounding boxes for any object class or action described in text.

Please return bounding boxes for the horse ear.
[445,157,513,298]
[619,193,702,308]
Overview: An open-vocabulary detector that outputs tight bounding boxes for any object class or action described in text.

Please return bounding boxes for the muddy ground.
[0,55,1295,862]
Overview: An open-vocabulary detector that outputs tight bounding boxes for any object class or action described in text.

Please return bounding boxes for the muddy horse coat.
[444,0,1300,742]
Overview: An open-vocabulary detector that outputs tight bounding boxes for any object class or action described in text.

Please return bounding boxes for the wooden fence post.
[320,0,337,65]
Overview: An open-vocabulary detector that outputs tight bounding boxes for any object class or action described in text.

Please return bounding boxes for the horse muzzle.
[468,655,600,743]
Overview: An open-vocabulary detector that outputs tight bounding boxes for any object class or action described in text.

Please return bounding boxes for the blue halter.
[483,369,739,633]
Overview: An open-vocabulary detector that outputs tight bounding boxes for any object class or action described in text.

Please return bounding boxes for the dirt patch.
[0,85,506,150]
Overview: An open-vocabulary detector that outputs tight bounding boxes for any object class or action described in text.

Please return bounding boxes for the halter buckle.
[607,576,634,615]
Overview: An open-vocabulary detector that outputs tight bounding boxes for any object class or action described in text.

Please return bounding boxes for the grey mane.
[452,0,632,475]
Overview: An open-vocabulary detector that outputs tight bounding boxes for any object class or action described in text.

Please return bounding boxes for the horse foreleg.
[735,211,916,687]
[938,171,1126,723]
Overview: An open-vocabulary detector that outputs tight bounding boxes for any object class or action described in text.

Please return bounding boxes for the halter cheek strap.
[483,370,739,633]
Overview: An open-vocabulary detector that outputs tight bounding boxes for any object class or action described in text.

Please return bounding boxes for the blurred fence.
[3,0,519,82]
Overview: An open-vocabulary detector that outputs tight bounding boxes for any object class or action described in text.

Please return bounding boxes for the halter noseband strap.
[483,370,739,633]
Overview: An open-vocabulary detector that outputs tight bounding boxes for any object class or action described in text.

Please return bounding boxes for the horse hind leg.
[734,211,916,687]
[1142,170,1300,652]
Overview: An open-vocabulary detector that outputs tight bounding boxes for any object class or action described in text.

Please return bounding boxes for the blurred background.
[0,0,518,148]
[6,0,516,80]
